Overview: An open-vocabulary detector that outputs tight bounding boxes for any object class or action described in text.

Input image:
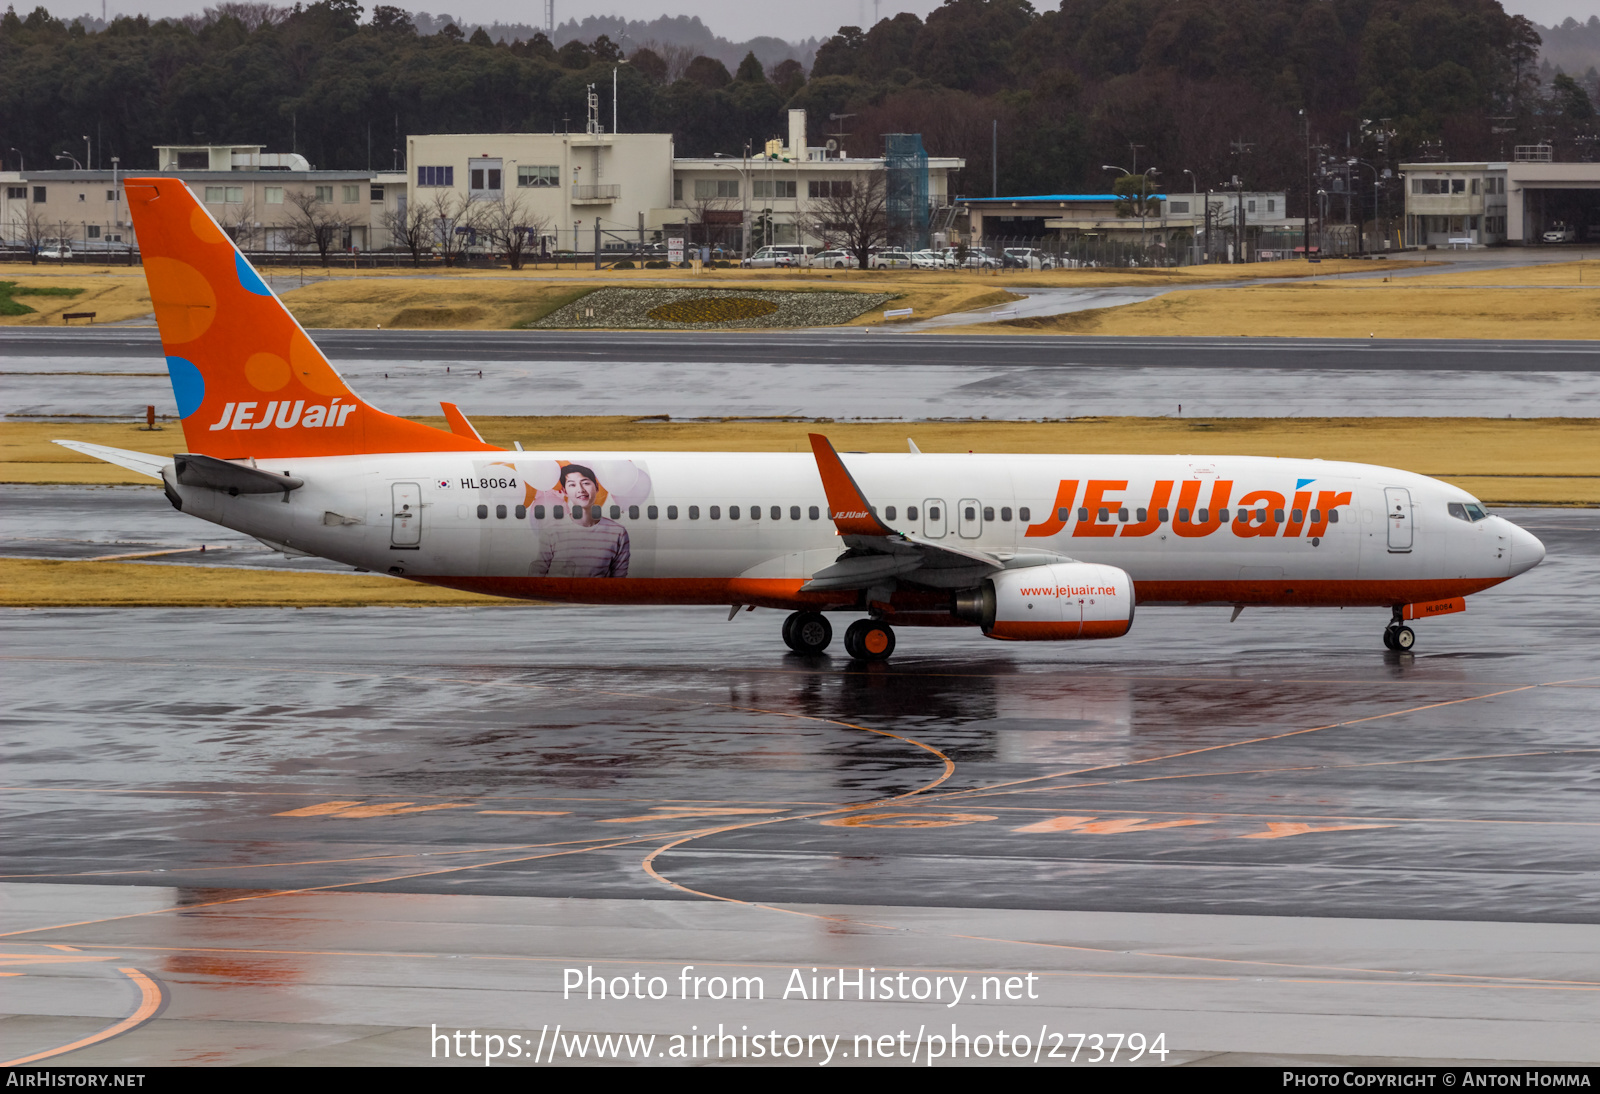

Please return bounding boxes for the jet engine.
[953,562,1135,640]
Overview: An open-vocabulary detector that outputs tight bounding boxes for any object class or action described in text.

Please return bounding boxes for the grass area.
[0,268,151,325]
[9,416,1596,505]
[0,280,86,316]
[0,557,510,608]
[975,278,1600,340]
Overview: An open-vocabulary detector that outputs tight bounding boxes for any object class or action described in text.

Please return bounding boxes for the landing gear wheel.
[1383,625,1398,650]
[843,619,896,661]
[1393,625,1416,651]
[784,611,832,654]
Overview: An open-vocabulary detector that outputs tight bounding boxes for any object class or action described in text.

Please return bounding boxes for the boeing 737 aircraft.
[61,177,1545,660]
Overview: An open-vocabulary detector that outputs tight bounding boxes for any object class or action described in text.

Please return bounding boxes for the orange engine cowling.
[954,562,1135,641]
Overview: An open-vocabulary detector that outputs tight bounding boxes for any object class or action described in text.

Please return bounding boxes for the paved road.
[6,327,1599,371]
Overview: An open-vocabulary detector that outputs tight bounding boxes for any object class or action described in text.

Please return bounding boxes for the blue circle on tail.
[166,356,205,418]
[235,251,272,296]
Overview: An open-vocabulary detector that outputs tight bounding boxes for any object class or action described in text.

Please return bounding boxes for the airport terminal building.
[1,112,963,258]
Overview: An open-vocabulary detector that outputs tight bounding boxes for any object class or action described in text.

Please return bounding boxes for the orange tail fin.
[124,177,499,458]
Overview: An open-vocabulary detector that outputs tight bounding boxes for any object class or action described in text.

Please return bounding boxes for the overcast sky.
[70,0,1599,42]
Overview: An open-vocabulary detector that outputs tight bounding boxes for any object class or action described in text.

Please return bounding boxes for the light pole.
[1348,158,1381,253]
[55,153,83,170]
[1300,108,1311,259]
[711,151,751,259]
[111,155,121,257]
[1104,163,1157,256]
[83,135,91,172]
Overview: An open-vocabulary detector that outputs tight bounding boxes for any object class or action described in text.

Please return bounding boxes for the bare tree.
[806,172,886,271]
[283,189,354,268]
[382,197,433,267]
[10,204,50,265]
[218,200,259,252]
[426,189,484,267]
[640,39,696,83]
[477,192,550,271]
[203,2,288,29]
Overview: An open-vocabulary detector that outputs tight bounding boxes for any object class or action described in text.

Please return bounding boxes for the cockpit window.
[1449,502,1490,522]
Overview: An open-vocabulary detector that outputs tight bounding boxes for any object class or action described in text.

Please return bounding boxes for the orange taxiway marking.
[0,967,164,1067]
[1240,822,1397,839]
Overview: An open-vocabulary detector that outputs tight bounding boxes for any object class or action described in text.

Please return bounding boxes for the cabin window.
[983,506,994,521]
[628,505,639,519]
[928,506,940,521]
[907,506,918,520]
[495,504,507,519]
[729,505,739,520]
[551,505,563,519]
[749,505,759,520]
[1018,507,1029,522]
[1308,509,1320,523]
[648,505,659,519]
[1118,508,1129,522]
[1078,508,1089,522]
[515,505,526,519]
[1328,509,1340,523]
[606,505,618,518]
[1063,508,1074,522]
[789,506,800,520]
[1177,508,1190,523]
[1097,507,1109,522]
[885,506,897,521]
[477,504,488,519]
[1001,507,1012,521]
[1290,509,1301,522]
[809,506,820,520]
[709,506,720,520]
[771,506,781,520]
[1136,508,1147,522]
[688,506,699,519]
[669,505,680,519]
[1273,508,1284,523]
[534,505,546,519]
[1198,508,1210,522]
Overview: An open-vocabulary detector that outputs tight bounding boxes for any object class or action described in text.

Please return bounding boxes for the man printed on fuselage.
[530,464,630,578]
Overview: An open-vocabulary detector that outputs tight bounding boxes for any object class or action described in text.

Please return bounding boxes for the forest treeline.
[2,0,1595,207]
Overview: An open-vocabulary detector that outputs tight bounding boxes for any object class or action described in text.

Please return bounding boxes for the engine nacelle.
[954,562,1135,641]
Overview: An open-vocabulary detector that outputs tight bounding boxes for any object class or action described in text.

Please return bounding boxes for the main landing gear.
[843,618,896,662]
[780,612,897,661]
[782,611,833,655]
[1383,606,1416,652]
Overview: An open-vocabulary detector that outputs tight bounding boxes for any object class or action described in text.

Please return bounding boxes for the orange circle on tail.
[244,352,292,392]
[189,206,229,246]
[144,257,217,344]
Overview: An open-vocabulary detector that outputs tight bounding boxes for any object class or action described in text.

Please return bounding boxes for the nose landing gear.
[1383,606,1415,651]
[782,611,833,655]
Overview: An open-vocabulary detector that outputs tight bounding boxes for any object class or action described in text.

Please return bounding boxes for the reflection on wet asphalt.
[4,509,1596,923]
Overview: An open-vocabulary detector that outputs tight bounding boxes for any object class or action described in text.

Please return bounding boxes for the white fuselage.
[163,449,1543,617]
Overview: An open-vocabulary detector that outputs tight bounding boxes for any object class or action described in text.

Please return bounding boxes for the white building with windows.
[406,110,963,254]
[1401,155,1600,246]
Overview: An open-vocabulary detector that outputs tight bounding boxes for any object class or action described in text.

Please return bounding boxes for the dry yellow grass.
[0,557,510,607]
[9,416,1595,504]
[975,280,1600,340]
[1386,259,1600,286]
[0,267,153,325]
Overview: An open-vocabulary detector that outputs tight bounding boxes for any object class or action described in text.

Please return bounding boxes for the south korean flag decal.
[436,479,451,489]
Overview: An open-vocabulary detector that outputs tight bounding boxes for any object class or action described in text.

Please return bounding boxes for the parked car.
[909,249,946,269]
[741,246,797,268]
[869,250,915,269]
[811,249,859,269]
[1541,225,1577,244]
[38,244,73,259]
[945,247,1000,269]
[1003,247,1055,270]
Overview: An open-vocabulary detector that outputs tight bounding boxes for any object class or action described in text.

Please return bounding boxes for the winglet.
[441,402,485,442]
[807,434,897,537]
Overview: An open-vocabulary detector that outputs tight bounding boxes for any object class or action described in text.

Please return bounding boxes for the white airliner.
[60,177,1545,661]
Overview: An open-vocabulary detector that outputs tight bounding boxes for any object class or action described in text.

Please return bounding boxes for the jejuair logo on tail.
[207,399,358,430]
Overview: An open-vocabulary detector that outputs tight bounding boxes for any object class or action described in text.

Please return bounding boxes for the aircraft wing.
[803,433,1007,591]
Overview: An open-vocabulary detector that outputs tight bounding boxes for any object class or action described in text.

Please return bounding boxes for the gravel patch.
[532,286,895,330]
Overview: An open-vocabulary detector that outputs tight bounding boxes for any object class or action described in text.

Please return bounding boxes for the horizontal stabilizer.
[53,440,168,480]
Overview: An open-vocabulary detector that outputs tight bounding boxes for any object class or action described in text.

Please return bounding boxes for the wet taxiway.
[2,507,1596,1065]
[6,329,1599,420]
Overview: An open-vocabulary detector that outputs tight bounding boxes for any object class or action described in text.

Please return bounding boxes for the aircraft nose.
[1508,521,1545,576]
